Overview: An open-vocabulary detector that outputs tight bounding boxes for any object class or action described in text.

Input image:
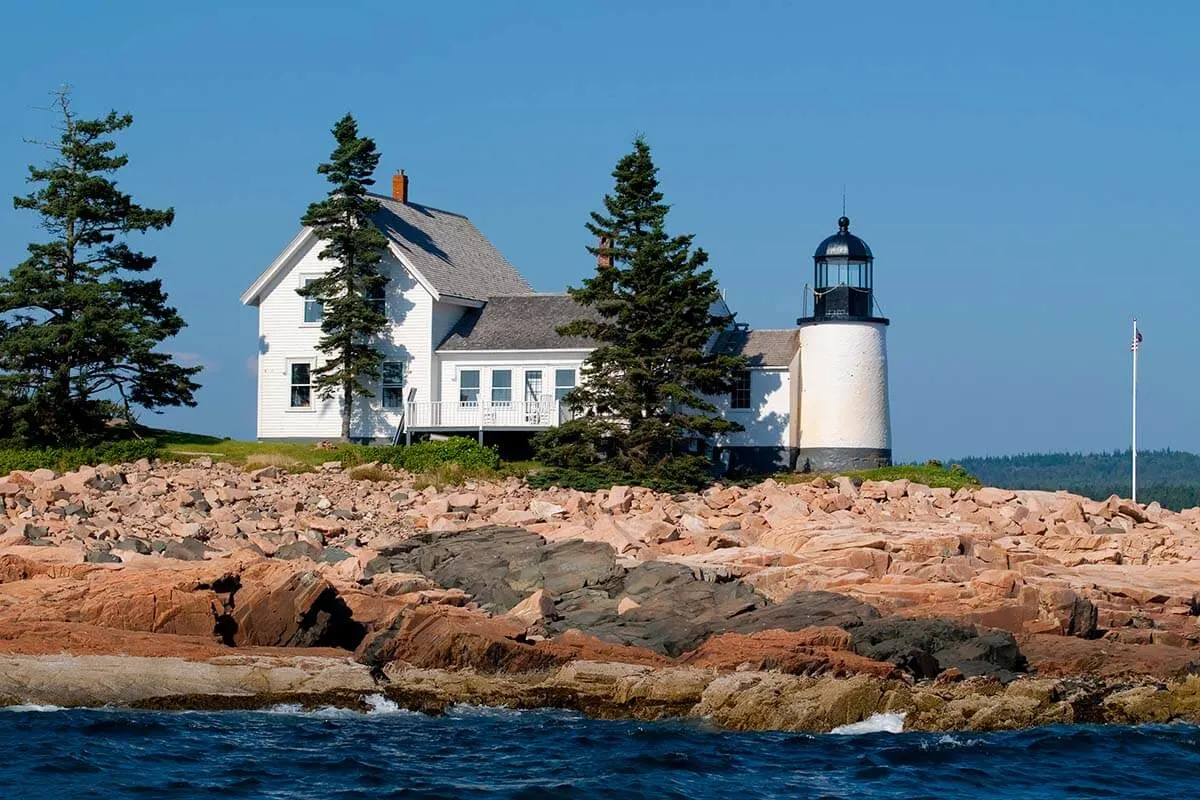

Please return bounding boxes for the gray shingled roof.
[368,193,532,301]
[437,295,600,351]
[714,328,798,367]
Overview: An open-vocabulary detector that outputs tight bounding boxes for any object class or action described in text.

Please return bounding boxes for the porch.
[401,399,568,440]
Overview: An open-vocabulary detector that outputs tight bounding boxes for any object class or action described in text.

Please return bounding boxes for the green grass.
[4,425,982,496]
[144,427,375,470]
[147,428,512,486]
[775,462,981,491]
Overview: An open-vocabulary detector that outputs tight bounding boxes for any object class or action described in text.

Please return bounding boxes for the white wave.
[261,694,413,718]
[447,704,527,719]
[923,733,986,749]
[830,712,906,735]
[1,703,67,712]
[363,694,409,715]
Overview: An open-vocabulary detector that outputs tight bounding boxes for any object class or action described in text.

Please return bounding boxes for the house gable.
[249,231,445,440]
[242,194,532,308]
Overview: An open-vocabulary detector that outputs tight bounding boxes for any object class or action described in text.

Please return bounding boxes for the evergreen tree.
[0,88,201,445]
[556,137,745,469]
[296,114,390,441]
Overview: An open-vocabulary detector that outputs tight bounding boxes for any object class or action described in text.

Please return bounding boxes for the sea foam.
[363,694,405,714]
[261,694,412,717]
[830,712,906,735]
[1,704,67,713]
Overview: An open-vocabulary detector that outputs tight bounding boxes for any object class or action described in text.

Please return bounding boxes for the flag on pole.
[1131,319,1140,504]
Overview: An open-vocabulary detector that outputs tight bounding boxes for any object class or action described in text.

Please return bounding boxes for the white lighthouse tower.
[795,215,892,472]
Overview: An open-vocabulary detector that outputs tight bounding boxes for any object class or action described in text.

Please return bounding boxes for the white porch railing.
[404,399,564,430]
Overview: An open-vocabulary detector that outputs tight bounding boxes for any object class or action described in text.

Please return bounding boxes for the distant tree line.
[956,449,1200,510]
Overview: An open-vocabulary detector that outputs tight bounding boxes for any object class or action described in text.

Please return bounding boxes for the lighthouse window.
[730,370,752,409]
[818,260,870,289]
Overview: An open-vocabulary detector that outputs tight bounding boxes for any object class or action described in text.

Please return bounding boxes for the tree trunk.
[341,378,353,442]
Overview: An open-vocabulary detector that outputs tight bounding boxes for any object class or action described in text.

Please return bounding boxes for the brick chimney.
[596,236,613,269]
[391,170,409,203]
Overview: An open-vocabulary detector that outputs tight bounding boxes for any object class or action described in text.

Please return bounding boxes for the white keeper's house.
[242,172,893,472]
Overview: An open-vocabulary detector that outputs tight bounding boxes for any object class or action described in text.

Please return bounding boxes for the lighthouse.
[795,216,892,472]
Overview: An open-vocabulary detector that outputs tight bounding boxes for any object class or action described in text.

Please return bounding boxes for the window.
[301,278,323,323]
[381,361,404,408]
[524,370,543,403]
[366,281,386,316]
[730,370,751,410]
[290,362,312,408]
[491,369,512,404]
[554,368,576,402]
[459,369,480,404]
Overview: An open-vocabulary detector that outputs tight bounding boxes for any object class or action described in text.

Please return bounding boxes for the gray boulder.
[84,549,122,564]
[162,537,210,561]
[850,618,1027,682]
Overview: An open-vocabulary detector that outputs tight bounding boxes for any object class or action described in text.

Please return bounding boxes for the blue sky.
[1,1,1197,461]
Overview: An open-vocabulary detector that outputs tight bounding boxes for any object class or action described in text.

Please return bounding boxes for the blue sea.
[2,701,1198,799]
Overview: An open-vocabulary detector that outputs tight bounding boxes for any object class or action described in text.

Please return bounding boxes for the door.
[524,370,543,423]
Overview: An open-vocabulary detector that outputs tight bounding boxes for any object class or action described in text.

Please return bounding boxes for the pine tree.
[0,88,201,445]
[295,114,390,441]
[557,137,746,469]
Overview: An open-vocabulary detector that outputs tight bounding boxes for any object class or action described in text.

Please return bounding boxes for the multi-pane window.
[816,259,871,290]
[381,361,404,408]
[366,282,386,316]
[730,370,751,409]
[459,369,480,404]
[301,278,323,323]
[524,370,543,402]
[554,368,576,402]
[290,363,312,408]
[491,369,512,404]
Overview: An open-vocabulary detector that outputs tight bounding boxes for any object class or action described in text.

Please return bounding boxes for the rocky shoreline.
[4,652,1200,732]
[3,458,1200,732]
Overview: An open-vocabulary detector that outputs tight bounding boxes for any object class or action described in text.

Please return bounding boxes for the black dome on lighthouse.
[813,216,873,260]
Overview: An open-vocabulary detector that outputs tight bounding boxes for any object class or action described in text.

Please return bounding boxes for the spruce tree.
[296,114,389,441]
[557,137,746,469]
[0,88,201,445]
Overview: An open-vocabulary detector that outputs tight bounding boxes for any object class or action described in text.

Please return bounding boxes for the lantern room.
[809,215,877,321]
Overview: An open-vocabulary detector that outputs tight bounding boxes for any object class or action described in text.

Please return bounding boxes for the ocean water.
[2,702,1199,799]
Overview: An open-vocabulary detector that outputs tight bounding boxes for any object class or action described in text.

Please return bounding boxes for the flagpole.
[1132,318,1138,505]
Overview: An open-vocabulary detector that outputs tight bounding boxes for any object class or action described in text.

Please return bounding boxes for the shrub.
[527,455,715,494]
[636,455,715,494]
[527,464,632,493]
[333,444,377,469]
[373,437,500,473]
[0,438,161,475]
[531,419,621,470]
[92,439,162,465]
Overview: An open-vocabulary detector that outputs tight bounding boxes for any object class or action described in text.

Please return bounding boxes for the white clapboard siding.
[429,301,470,407]
[707,367,793,449]
[255,236,435,439]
